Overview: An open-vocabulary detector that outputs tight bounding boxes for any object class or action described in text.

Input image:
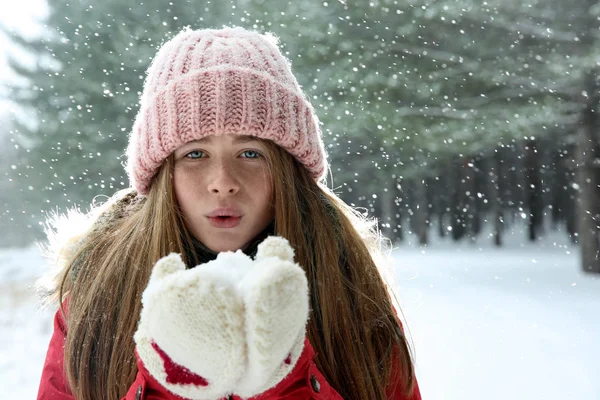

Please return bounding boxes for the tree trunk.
[472,156,485,237]
[577,68,600,273]
[462,158,477,241]
[380,183,396,241]
[551,147,567,229]
[524,138,544,241]
[506,143,526,227]
[450,156,466,240]
[394,177,404,243]
[413,177,429,246]
[562,143,579,243]
[435,169,448,238]
[488,148,504,246]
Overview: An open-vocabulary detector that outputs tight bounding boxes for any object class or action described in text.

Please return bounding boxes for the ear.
[149,253,186,283]
[255,236,295,263]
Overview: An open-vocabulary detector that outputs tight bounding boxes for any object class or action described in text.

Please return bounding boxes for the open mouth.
[207,215,242,228]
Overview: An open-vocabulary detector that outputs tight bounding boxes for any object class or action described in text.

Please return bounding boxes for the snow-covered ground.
[395,228,600,400]
[2,227,599,399]
[0,244,55,399]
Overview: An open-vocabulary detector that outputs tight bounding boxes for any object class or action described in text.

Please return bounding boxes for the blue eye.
[186,150,205,159]
[241,150,261,159]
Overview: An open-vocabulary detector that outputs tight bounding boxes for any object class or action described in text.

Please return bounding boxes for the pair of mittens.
[134,236,309,400]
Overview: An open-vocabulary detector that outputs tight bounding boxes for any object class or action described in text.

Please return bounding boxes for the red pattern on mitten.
[150,341,209,387]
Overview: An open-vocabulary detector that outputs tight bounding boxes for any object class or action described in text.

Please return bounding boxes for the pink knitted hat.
[126,26,327,195]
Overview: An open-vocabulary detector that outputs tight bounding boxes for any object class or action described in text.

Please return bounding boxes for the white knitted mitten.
[133,236,309,400]
[234,237,309,397]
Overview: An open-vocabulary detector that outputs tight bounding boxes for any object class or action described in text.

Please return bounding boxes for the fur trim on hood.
[35,189,141,307]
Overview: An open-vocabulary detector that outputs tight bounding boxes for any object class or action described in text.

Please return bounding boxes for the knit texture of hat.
[126,27,327,195]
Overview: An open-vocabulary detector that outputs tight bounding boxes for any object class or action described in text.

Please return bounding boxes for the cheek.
[239,162,271,188]
[240,165,271,200]
[252,169,273,210]
[173,168,199,212]
[173,170,184,201]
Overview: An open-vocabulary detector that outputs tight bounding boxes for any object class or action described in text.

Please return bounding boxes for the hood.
[36,189,140,306]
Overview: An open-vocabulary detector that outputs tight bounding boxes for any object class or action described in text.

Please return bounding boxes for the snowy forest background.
[1,0,600,399]
[2,0,600,274]
[0,0,600,272]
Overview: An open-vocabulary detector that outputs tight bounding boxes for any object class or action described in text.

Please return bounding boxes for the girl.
[37,27,421,400]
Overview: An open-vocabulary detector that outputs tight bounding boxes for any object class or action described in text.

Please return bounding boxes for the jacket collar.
[184,221,275,267]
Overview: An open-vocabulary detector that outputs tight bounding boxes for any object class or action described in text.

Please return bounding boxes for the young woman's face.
[173,134,274,253]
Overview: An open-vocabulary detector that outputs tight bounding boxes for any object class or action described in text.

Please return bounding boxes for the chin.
[207,241,244,253]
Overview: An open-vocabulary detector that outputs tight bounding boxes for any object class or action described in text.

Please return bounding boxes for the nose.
[207,161,240,195]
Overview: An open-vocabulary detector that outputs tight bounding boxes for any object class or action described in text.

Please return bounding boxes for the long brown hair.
[266,142,416,399]
[43,139,416,400]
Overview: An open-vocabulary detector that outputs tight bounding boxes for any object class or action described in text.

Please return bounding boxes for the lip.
[206,207,243,229]
[207,216,242,229]
[206,208,243,218]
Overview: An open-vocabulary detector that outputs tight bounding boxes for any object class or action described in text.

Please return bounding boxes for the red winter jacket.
[37,309,421,400]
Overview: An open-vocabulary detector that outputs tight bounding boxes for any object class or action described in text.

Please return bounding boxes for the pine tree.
[4,0,241,237]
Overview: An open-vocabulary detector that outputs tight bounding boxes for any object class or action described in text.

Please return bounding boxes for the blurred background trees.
[2,0,600,272]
